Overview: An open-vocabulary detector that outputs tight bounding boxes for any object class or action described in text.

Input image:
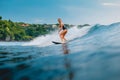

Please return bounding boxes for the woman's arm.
[58,24,63,33]
[59,22,64,29]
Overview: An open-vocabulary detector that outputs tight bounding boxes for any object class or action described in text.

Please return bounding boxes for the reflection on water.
[62,43,70,54]
[62,43,74,80]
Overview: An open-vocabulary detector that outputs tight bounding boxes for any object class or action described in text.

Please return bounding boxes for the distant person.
[58,18,67,43]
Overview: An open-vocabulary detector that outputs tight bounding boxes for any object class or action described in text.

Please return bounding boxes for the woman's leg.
[63,30,67,41]
[60,30,67,43]
[60,34,64,42]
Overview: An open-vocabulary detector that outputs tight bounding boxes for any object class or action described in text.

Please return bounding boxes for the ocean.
[0,22,120,80]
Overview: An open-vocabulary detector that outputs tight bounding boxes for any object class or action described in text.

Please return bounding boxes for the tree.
[0,16,2,20]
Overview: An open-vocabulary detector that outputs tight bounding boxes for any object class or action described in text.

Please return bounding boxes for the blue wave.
[83,22,120,38]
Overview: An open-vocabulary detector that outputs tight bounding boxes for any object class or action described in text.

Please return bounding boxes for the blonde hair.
[58,18,62,23]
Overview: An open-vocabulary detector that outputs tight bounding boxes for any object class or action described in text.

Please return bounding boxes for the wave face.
[79,22,120,47]
[85,22,120,37]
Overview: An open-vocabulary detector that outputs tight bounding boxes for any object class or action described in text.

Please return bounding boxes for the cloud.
[102,3,120,7]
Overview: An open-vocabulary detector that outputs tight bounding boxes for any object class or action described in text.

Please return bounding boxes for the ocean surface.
[0,22,120,80]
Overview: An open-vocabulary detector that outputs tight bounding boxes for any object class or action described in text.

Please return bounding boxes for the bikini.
[59,25,67,34]
[62,25,67,30]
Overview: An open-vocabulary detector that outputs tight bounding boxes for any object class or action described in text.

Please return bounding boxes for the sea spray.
[23,25,92,47]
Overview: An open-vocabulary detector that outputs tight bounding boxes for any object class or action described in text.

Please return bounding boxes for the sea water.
[0,22,120,80]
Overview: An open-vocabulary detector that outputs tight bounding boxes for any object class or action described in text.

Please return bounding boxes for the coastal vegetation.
[0,16,74,41]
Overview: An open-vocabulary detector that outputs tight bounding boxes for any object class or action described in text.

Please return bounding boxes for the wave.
[79,22,120,48]
[23,25,92,47]
[1,22,120,47]
[83,22,120,37]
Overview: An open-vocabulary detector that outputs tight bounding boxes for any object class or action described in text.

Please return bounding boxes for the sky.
[0,0,120,25]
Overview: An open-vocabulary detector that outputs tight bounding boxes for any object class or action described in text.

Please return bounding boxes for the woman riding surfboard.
[58,18,67,43]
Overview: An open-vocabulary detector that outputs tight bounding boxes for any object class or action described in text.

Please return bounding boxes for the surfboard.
[52,41,62,44]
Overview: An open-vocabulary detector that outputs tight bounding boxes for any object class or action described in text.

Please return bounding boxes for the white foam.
[22,26,92,47]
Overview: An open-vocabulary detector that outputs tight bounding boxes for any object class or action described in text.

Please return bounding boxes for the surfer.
[58,18,67,43]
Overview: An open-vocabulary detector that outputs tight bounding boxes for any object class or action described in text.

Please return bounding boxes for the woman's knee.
[60,35,64,38]
[63,32,67,37]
